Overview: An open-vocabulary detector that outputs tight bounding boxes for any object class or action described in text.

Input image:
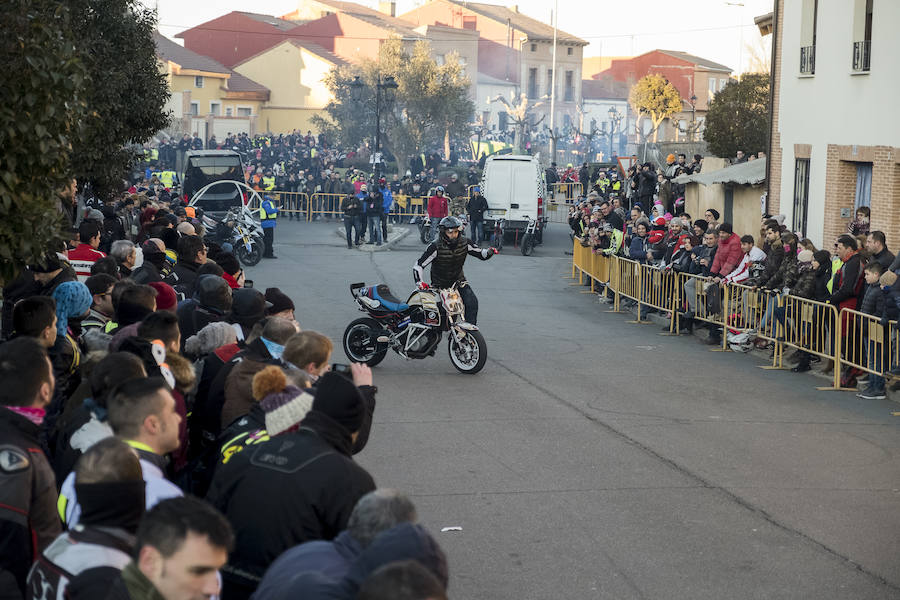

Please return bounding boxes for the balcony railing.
[800,45,815,75]
[852,40,871,72]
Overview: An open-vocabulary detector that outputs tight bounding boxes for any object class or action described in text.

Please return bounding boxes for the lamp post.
[607,106,623,161]
[689,94,697,142]
[350,75,399,178]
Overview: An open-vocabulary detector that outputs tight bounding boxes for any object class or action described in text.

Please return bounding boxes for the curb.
[334,225,411,252]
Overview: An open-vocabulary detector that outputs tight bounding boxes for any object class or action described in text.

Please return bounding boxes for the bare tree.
[489,93,545,153]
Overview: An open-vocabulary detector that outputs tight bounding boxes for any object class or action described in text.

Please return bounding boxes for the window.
[530,43,537,52]
[210,102,221,116]
[567,47,573,56]
[462,15,476,30]
[458,56,467,65]
[195,75,204,88]
[852,0,873,71]
[792,159,810,237]
[719,78,728,91]
[546,69,553,97]
[189,102,199,116]
[226,107,233,117]
[435,54,445,66]
[527,68,538,99]
[237,107,252,117]
[854,163,872,209]
[564,70,573,102]
[708,77,717,101]
[498,111,508,131]
[800,0,818,74]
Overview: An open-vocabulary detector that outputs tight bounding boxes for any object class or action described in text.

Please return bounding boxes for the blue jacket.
[356,191,368,214]
[251,531,361,600]
[380,187,393,213]
[628,235,647,263]
[260,199,278,229]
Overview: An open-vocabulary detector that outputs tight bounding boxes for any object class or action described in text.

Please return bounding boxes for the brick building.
[761,0,899,249]
[593,50,733,142]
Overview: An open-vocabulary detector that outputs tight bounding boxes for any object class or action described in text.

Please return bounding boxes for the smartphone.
[243,279,254,288]
[331,363,352,376]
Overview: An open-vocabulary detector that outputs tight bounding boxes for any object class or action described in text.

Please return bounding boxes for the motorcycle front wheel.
[236,242,263,267]
[520,233,535,256]
[342,318,389,366]
[448,329,487,374]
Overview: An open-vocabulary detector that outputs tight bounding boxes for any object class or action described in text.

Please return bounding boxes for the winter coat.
[790,265,817,299]
[207,410,376,594]
[426,194,448,219]
[859,283,884,317]
[756,241,785,288]
[0,408,61,598]
[829,252,864,310]
[813,262,832,302]
[689,244,717,276]
[628,235,648,263]
[710,233,743,277]
[341,196,360,218]
[466,195,488,221]
[251,531,363,599]
[763,253,799,291]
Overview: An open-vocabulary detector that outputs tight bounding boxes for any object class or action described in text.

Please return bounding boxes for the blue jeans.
[429,217,441,242]
[368,215,382,244]
[866,339,885,392]
[470,219,483,243]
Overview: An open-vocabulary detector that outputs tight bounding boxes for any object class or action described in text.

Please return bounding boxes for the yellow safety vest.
[826,256,843,294]
[150,148,159,161]
[310,148,317,159]
[262,176,276,191]
[160,171,176,188]
[260,202,277,222]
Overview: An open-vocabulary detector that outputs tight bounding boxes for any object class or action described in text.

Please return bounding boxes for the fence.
[569,242,900,392]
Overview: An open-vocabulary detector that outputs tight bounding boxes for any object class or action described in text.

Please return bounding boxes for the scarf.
[4,405,46,426]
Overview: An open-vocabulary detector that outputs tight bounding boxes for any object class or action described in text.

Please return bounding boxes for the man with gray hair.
[109,239,137,278]
[250,489,416,599]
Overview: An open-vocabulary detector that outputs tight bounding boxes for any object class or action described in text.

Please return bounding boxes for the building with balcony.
[762,0,898,248]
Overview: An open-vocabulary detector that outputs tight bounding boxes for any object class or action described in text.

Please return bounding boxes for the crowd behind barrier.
[571,242,900,393]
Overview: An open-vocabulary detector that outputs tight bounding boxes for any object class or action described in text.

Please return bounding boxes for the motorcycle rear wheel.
[448,329,487,374]
[236,243,263,267]
[342,318,389,366]
[520,233,535,256]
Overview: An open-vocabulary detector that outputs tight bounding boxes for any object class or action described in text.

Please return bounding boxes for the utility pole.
[548,0,558,162]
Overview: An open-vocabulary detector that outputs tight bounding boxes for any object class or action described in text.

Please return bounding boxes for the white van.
[480,155,547,255]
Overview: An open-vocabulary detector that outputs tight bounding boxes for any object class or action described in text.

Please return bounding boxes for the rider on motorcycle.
[413,216,497,325]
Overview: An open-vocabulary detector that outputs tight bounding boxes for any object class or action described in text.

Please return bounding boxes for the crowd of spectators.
[0,180,451,600]
[569,182,900,399]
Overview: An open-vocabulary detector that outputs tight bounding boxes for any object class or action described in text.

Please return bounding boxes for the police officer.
[413,216,497,325]
[260,195,279,259]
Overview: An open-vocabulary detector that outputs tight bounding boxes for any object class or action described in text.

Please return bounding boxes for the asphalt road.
[245,218,900,599]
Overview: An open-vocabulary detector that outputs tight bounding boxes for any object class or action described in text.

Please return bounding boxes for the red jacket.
[427,194,448,219]
[67,243,107,281]
[710,233,743,278]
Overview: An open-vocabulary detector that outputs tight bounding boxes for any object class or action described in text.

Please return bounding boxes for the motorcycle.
[202,206,264,266]
[416,215,432,244]
[342,281,488,374]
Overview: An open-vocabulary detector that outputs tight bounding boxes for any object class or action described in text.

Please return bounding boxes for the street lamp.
[689,94,697,142]
[607,106,623,161]
[350,75,398,177]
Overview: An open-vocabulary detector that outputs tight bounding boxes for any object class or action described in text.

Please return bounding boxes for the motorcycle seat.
[366,284,409,312]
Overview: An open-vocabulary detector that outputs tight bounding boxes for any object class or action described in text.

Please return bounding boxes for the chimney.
[378,1,396,17]
[510,5,518,13]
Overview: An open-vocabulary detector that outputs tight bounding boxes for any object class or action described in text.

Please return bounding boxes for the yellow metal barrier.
[307,193,345,220]
[610,256,643,315]
[723,282,780,342]
[772,295,841,388]
[638,264,678,330]
[674,272,725,332]
[263,192,308,217]
[550,182,583,202]
[838,308,888,379]
[890,320,900,379]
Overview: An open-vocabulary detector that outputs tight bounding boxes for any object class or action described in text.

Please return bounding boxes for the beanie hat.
[87,208,105,222]
[693,219,709,232]
[880,270,898,288]
[184,321,238,357]
[148,282,177,311]
[253,366,314,437]
[52,281,93,335]
[666,154,676,163]
[229,288,271,328]
[176,222,195,236]
[797,249,814,263]
[311,372,365,433]
[194,275,233,314]
[265,287,295,315]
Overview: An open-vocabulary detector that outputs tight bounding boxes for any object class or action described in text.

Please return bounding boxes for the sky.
[146,0,775,74]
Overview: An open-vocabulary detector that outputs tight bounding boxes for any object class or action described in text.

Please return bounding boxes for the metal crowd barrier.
[550,182,583,202]
[568,251,900,392]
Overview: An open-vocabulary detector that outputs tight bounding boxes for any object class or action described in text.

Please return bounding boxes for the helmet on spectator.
[435,186,444,194]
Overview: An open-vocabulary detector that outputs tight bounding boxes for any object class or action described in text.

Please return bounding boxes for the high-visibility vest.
[150,148,159,161]
[310,148,317,159]
[150,171,163,182]
[260,201,277,222]
[262,176,276,191]
[160,171,176,188]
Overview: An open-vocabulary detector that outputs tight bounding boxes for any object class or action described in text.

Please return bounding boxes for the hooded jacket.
[207,411,376,595]
[710,233,743,278]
